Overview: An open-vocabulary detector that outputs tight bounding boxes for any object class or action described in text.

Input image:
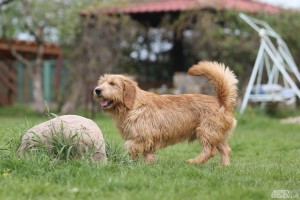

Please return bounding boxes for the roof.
[80,0,280,16]
[0,38,61,60]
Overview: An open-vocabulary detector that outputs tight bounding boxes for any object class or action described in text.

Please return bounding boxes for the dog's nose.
[95,88,101,95]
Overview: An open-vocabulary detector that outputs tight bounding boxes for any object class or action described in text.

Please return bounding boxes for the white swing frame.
[239,13,300,114]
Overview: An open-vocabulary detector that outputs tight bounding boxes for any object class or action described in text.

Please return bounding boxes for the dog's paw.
[220,161,230,167]
[145,159,156,164]
[144,154,156,164]
[186,159,199,164]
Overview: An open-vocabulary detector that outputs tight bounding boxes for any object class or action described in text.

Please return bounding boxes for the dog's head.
[93,74,137,111]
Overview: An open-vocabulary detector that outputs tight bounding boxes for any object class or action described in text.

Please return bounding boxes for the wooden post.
[43,61,52,102]
[54,54,62,100]
[17,62,23,103]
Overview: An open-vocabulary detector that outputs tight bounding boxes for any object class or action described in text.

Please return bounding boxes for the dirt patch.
[280,116,300,124]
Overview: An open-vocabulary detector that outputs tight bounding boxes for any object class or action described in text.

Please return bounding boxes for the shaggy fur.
[94,61,238,165]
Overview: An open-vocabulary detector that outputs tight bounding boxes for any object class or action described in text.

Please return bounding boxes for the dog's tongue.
[100,100,110,107]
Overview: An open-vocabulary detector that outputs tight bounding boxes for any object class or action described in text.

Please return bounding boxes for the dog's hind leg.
[187,144,216,164]
[217,119,235,166]
[217,140,231,166]
[187,127,218,164]
[187,146,214,164]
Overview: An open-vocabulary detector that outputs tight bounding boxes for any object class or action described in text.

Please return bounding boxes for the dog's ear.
[123,79,136,109]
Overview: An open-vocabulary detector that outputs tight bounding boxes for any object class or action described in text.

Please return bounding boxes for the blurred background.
[0,0,300,117]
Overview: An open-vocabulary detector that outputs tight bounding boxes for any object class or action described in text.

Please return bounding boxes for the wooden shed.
[80,0,280,87]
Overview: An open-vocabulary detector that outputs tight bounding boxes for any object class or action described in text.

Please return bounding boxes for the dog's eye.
[109,82,115,86]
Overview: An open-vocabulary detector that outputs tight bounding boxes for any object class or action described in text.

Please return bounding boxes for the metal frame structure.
[239,13,300,114]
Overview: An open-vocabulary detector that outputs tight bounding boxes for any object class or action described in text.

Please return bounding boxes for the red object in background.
[80,0,280,16]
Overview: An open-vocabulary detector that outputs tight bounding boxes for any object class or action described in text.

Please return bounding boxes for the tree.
[0,0,99,113]
[60,13,140,115]
[0,0,47,113]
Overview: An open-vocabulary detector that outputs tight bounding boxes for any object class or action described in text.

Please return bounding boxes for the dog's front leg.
[143,152,156,164]
[124,140,143,160]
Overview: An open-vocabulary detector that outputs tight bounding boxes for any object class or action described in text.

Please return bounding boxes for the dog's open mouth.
[99,99,113,108]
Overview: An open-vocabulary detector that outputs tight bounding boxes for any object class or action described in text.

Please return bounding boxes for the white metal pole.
[256,52,265,94]
[240,40,266,114]
[264,53,271,76]
[278,44,300,81]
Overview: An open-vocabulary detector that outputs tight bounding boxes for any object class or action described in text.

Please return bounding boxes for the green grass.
[0,106,300,200]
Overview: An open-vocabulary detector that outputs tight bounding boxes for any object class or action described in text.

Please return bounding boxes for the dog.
[93,61,238,166]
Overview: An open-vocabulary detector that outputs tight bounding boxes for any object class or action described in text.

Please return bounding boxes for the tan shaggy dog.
[94,61,238,166]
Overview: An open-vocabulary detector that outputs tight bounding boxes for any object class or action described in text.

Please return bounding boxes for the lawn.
[0,106,300,200]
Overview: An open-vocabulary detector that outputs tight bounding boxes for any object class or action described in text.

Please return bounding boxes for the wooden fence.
[0,62,17,105]
[0,60,64,106]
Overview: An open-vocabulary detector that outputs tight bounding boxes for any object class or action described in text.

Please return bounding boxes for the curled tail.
[188,61,238,111]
